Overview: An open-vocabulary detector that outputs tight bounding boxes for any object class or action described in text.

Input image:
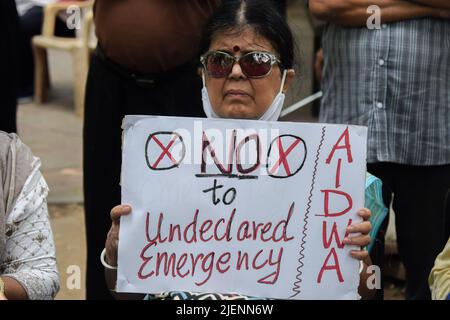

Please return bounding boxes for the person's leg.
[391,164,450,300]
[0,0,19,133]
[83,52,124,300]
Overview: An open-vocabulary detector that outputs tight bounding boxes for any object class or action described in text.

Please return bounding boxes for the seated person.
[0,131,60,299]
[103,0,375,300]
[429,237,450,300]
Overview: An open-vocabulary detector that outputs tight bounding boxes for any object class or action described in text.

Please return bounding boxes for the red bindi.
[233,45,240,52]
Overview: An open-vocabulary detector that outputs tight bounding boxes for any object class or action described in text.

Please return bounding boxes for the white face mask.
[202,70,287,122]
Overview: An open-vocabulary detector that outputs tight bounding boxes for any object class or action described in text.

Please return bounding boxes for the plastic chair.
[32,0,96,117]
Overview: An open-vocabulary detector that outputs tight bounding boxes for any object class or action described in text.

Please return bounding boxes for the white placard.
[118,115,367,300]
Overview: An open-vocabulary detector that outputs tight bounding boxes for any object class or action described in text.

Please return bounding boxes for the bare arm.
[309,0,450,27]
[0,276,28,300]
[409,0,450,10]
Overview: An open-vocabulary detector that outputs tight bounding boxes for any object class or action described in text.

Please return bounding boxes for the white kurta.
[0,157,59,299]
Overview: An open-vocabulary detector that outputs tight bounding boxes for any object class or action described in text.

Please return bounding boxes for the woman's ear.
[282,69,295,93]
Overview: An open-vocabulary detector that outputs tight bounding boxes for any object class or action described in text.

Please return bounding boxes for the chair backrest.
[41,0,94,39]
[81,9,97,50]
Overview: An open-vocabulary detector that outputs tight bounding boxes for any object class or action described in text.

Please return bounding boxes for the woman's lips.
[224,89,251,98]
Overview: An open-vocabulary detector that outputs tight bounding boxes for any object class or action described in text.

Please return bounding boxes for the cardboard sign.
[118,115,368,300]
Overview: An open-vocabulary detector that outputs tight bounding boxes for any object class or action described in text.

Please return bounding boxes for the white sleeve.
[0,159,60,300]
[32,0,58,6]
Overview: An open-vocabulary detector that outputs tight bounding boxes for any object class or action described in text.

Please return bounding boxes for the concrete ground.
[17,49,86,299]
[15,3,405,300]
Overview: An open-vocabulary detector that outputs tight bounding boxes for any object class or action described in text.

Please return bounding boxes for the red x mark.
[269,137,302,175]
[151,135,178,169]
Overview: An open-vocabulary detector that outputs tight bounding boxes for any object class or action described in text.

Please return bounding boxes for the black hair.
[199,0,295,69]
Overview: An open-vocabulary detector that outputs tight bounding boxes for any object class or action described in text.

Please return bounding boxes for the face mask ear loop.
[279,70,287,94]
[201,70,206,87]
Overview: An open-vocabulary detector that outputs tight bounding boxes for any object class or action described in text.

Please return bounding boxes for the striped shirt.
[319,18,450,165]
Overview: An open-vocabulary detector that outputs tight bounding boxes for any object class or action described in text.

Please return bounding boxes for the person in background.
[309,0,450,299]
[429,237,450,300]
[103,0,375,300]
[0,132,60,300]
[83,0,222,300]
[0,0,21,133]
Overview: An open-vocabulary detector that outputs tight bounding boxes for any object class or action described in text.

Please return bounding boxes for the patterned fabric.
[146,291,266,300]
[364,173,388,253]
[0,159,60,299]
[319,19,450,166]
[0,132,34,258]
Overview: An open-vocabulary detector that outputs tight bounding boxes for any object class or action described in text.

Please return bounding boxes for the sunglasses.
[200,51,281,79]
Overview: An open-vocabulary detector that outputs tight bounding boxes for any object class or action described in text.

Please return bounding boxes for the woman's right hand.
[105,205,132,267]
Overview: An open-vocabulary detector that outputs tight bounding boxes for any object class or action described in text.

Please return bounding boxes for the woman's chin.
[217,105,259,120]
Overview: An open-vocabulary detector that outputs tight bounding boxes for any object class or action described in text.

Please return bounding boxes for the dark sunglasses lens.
[206,53,233,77]
[240,53,272,77]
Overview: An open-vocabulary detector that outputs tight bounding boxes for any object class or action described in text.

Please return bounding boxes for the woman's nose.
[228,61,246,79]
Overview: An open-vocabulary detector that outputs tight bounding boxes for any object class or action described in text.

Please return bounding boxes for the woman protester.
[0,132,60,300]
[103,0,375,300]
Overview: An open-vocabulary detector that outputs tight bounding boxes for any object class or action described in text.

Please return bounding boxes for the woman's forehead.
[209,28,275,53]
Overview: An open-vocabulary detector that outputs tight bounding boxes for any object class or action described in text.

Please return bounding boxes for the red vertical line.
[290,126,326,298]
[335,158,342,189]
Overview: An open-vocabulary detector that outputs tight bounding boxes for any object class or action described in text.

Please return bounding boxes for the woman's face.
[204,27,295,119]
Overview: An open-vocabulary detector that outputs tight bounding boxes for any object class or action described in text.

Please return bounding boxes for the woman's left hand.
[343,208,372,261]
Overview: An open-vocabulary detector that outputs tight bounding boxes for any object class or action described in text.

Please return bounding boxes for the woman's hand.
[344,208,372,261]
[104,205,145,299]
[105,205,132,267]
